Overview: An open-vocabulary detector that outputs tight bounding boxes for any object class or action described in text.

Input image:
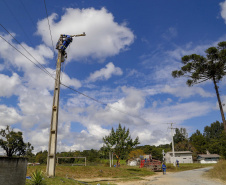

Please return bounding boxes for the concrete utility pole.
[162,149,165,162]
[109,151,111,167]
[170,123,176,167]
[46,33,85,177]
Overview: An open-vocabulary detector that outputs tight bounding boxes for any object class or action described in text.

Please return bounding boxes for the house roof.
[167,151,192,154]
[197,154,220,158]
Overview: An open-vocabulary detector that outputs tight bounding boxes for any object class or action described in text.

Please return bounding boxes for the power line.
[43,0,58,70]
[19,0,37,28]
[0,34,54,80]
[0,30,149,124]
[0,24,54,78]
[43,0,55,55]
[60,83,149,123]
[2,0,35,47]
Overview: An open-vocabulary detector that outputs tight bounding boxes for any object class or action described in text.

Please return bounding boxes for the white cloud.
[144,101,212,125]
[162,85,214,98]
[60,72,82,89]
[36,8,135,61]
[87,62,123,82]
[0,73,21,97]
[0,105,22,126]
[0,33,53,71]
[220,0,226,23]
[162,27,177,40]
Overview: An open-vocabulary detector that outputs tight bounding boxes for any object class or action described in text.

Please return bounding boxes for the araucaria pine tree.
[172,41,226,132]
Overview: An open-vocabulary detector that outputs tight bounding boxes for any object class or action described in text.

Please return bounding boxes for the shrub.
[30,169,46,185]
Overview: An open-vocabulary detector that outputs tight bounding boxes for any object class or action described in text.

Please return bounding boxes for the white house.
[197,154,220,164]
[165,151,193,164]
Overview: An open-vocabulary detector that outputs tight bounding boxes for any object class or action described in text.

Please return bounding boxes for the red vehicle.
[140,159,162,171]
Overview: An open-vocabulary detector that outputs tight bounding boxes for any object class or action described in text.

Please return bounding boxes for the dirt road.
[118,167,225,185]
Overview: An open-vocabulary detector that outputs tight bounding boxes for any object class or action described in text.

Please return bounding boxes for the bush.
[30,169,46,185]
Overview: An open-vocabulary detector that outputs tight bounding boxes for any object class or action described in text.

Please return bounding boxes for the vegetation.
[172,41,226,132]
[29,169,46,185]
[25,163,218,185]
[192,121,226,159]
[170,121,226,159]
[166,163,214,172]
[102,124,139,165]
[0,125,33,157]
[20,120,225,167]
[207,160,226,182]
[128,149,145,159]
[26,164,154,185]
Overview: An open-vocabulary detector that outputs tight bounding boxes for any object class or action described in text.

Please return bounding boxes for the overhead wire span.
[0,27,149,124]
[0,34,55,80]
[0,24,54,78]
[60,83,149,124]
[43,0,58,71]
[2,0,35,47]
[19,0,37,28]
[43,0,55,55]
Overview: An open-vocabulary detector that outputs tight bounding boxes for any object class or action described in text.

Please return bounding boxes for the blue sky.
[0,0,226,153]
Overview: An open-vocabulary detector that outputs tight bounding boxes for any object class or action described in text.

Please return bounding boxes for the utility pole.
[162,149,165,162]
[169,123,176,167]
[109,151,111,167]
[46,33,85,177]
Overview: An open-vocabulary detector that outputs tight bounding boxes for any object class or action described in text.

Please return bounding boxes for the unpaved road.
[147,167,225,185]
[118,167,226,185]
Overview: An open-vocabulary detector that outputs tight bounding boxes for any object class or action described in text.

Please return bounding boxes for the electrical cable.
[43,0,58,71]
[0,35,55,80]
[2,0,35,47]
[18,0,37,28]
[0,29,149,124]
[0,24,54,78]
[60,83,149,124]
[43,0,55,56]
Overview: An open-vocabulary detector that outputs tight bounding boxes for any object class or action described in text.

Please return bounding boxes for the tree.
[25,142,35,162]
[35,150,48,164]
[103,124,139,165]
[189,130,207,154]
[128,149,145,159]
[172,41,226,132]
[203,121,224,141]
[173,128,188,145]
[0,125,33,157]
[203,121,225,155]
[174,140,196,152]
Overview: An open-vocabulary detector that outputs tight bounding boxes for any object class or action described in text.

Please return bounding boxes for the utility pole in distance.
[169,123,176,167]
[46,33,86,177]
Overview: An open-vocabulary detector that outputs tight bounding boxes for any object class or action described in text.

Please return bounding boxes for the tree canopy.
[103,124,139,163]
[172,41,226,132]
[0,125,33,157]
[173,128,188,145]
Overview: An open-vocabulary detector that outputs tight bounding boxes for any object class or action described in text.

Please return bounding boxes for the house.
[197,154,220,164]
[165,151,193,164]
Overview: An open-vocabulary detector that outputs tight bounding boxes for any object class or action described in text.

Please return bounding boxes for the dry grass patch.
[166,163,214,172]
[207,160,226,182]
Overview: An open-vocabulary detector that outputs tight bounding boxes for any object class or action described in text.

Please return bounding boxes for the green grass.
[207,160,226,182]
[26,164,154,185]
[100,159,127,165]
[26,162,215,184]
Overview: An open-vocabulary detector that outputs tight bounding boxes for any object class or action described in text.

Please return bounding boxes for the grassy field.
[26,162,216,185]
[26,165,154,185]
[207,160,226,182]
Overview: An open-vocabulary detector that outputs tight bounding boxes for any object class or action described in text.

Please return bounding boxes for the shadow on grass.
[127,169,141,172]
